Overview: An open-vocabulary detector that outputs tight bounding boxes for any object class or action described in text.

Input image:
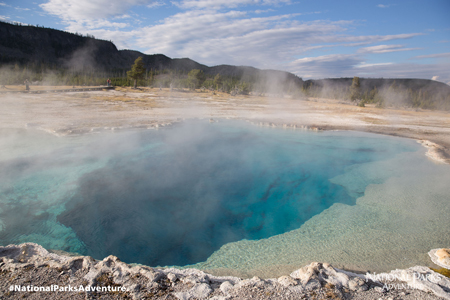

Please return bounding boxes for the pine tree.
[187,69,205,90]
[213,74,222,90]
[349,76,361,101]
[127,57,146,88]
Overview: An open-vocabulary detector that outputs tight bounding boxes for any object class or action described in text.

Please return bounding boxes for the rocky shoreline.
[1,243,449,299]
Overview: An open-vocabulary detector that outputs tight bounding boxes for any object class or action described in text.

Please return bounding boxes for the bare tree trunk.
[134,79,137,89]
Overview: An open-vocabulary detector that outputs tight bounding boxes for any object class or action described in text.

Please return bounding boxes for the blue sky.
[1,0,449,83]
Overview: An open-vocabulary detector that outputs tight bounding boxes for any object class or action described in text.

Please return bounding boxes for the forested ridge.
[1,21,449,110]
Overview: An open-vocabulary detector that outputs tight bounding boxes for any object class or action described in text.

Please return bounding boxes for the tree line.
[0,57,266,95]
[2,58,449,111]
[302,76,450,110]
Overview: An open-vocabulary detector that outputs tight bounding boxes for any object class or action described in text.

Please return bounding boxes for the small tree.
[350,76,361,101]
[127,57,146,88]
[213,73,222,90]
[187,69,205,90]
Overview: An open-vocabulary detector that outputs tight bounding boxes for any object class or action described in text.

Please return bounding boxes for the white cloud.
[132,13,356,68]
[39,0,155,30]
[414,52,450,59]
[287,54,362,78]
[123,8,423,70]
[432,76,439,81]
[40,0,150,22]
[355,62,393,68]
[254,9,274,14]
[0,2,11,6]
[67,20,130,31]
[358,44,420,54]
[286,54,450,83]
[38,0,442,82]
[113,14,132,19]
[147,1,165,8]
[175,0,291,9]
[377,4,390,8]
[331,33,422,45]
[358,62,450,83]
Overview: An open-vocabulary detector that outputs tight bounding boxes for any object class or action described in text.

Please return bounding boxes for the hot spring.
[0,120,449,278]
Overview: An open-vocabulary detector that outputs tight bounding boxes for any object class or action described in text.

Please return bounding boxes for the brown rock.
[436,249,450,266]
[429,248,450,269]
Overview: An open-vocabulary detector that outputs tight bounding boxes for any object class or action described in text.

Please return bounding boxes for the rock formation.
[1,243,449,299]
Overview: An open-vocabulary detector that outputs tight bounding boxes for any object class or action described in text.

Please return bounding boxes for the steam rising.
[0,121,424,268]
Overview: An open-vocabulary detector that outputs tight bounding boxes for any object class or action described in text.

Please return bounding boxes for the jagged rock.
[209,296,228,300]
[348,276,368,292]
[63,256,95,274]
[83,268,102,285]
[167,272,178,283]
[1,243,449,300]
[290,262,320,283]
[174,283,213,300]
[277,275,298,287]
[220,280,234,295]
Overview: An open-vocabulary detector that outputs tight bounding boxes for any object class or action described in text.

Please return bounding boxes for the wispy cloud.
[36,0,442,82]
[377,4,391,8]
[132,12,355,68]
[414,52,450,59]
[39,0,151,31]
[358,44,420,54]
[356,62,450,83]
[147,1,165,8]
[287,53,450,83]
[254,9,274,14]
[175,0,291,9]
[40,0,150,22]
[113,14,132,19]
[287,54,362,78]
[355,62,393,68]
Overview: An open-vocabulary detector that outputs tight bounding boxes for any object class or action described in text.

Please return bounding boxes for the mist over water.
[0,121,425,269]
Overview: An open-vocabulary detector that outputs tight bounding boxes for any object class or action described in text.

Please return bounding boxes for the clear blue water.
[0,121,421,268]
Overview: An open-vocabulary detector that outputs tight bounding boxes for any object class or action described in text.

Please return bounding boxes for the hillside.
[1,21,449,109]
[0,21,301,87]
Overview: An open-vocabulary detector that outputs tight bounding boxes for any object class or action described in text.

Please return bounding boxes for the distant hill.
[1,21,449,109]
[0,21,301,86]
[305,78,450,98]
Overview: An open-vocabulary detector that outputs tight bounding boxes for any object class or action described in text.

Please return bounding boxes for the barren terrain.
[1,86,449,163]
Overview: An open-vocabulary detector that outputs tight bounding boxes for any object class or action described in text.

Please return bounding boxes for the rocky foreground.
[0,243,449,299]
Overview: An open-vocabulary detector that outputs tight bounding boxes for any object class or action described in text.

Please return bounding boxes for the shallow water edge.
[0,119,449,279]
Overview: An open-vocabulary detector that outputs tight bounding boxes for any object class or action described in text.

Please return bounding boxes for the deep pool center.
[0,120,449,278]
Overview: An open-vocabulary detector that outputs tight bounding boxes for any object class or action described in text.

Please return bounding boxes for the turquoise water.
[1,121,448,276]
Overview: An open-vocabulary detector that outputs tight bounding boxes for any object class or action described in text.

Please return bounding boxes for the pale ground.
[1,86,450,299]
[1,86,450,163]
